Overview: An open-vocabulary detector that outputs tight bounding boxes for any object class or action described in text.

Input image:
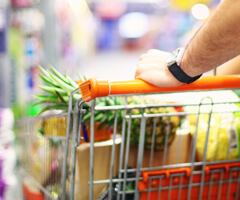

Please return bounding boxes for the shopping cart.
[17,76,240,200]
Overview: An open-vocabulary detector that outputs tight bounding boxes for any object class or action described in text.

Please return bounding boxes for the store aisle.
[78,50,144,81]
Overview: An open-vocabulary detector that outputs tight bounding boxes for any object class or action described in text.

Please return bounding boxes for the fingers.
[147,49,171,57]
[140,49,171,60]
[135,49,182,87]
[138,59,166,66]
[136,49,170,78]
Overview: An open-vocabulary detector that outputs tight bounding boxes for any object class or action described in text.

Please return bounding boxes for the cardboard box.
[128,130,192,168]
[75,137,122,200]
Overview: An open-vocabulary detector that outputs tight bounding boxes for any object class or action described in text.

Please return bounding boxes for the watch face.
[166,53,176,66]
[175,48,185,66]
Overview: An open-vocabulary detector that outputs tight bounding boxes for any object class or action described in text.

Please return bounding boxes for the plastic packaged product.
[189,111,239,161]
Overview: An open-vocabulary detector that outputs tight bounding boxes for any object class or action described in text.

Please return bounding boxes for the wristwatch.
[167,48,202,84]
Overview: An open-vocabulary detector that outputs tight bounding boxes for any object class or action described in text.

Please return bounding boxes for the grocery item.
[35,66,121,142]
[39,117,67,136]
[187,104,239,161]
[29,133,51,184]
[126,96,180,151]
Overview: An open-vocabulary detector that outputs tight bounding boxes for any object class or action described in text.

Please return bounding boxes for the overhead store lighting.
[118,12,149,39]
[191,3,210,20]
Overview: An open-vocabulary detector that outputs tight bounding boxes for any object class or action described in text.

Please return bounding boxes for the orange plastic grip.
[138,168,191,191]
[79,75,240,102]
[142,168,191,183]
[205,163,240,175]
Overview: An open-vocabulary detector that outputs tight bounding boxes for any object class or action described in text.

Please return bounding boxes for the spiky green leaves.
[34,66,81,114]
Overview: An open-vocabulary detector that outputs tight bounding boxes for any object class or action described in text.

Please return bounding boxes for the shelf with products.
[9,0,52,117]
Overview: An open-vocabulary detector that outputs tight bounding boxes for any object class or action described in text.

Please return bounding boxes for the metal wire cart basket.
[17,76,240,200]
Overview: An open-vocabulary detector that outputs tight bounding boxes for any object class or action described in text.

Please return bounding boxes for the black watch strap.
[168,63,202,84]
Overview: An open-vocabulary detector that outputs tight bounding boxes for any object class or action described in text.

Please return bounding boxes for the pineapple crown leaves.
[66,75,79,88]
[76,72,87,82]
[33,94,59,101]
[55,91,67,104]
[38,65,78,93]
[47,69,75,94]
[34,65,82,114]
[38,85,68,96]
[35,66,124,131]
[82,96,125,129]
[37,104,69,116]
[95,97,125,129]
[39,74,60,89]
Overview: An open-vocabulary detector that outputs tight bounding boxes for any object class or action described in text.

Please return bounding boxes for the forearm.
[181,0,240,77]
[216,55,240,75]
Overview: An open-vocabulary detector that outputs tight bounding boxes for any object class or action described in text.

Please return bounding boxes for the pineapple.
[34,66,124,138]
[34,66,83,137]
[126,96,180,151]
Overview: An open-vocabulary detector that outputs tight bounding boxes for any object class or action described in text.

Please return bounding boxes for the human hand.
[135,49,183,87]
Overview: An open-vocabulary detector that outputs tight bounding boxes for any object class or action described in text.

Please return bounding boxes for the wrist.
[167,48,202,84]
[180,45,206,78]
[179,48,198,77]
[164,66,183,86]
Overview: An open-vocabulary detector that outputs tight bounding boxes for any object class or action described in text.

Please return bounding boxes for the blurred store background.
[0,0,221,199]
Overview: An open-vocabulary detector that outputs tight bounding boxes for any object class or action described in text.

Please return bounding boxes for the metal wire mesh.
[17,113,72,200]
[17,90,240,200]
[86,93,240,200]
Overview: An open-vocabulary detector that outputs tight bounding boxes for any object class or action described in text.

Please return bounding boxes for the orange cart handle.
[79,75,240,102]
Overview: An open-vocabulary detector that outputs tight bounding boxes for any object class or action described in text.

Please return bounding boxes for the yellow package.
[190,113,239,162]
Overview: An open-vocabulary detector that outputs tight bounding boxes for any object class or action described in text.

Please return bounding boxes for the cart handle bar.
[79,75,240,102]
